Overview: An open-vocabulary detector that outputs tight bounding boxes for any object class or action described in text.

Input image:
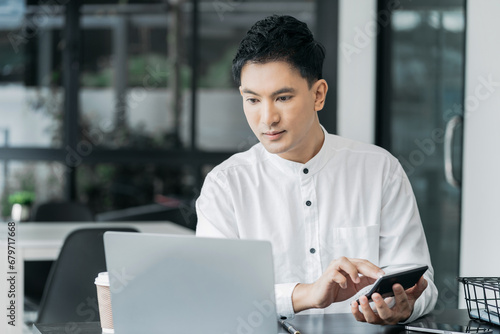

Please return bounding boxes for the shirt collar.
[265,125,332,176]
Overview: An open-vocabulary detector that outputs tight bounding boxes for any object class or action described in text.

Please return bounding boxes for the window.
[0,0,335,223]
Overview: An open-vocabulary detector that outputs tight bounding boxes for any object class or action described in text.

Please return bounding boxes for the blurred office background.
[1,0,499,323]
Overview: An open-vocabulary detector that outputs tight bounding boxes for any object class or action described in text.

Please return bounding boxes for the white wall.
[337,0,377,144]
[460,0,500,281]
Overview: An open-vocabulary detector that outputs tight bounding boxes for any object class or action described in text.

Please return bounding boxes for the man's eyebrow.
[272,87,295,96]
[241,88,260,96]
[241,87,296,97]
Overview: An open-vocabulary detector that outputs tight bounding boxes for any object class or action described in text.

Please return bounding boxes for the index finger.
[330,257,362,284]
[350,258,385,280]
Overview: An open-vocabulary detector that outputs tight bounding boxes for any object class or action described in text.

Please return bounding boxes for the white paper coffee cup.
[95,272,114,333]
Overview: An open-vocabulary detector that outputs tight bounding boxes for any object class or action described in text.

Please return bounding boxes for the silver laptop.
[104,232,278,334]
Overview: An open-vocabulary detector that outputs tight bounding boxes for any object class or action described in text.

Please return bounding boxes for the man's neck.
[278,124,325,164]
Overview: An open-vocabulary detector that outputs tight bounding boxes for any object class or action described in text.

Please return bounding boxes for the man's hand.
[351,276,428,325]
[291,257,384,313]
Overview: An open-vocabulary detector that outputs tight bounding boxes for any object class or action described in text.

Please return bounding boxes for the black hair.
[232,15,325,88]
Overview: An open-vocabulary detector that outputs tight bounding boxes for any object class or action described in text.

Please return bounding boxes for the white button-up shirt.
[196,129,438,322]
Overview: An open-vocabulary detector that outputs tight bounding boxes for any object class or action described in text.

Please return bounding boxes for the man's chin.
[260,142,288,155]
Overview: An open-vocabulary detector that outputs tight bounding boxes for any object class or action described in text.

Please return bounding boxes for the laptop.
[103,232,279,334]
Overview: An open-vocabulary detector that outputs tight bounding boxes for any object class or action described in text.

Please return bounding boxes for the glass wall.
[0,25,64,148]
[0,0,325,224]
[377,0,465,309]
[79,3,187,150]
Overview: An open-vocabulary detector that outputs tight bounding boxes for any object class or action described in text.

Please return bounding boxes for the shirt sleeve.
[275,283,300,319]
[379,161,439,322]
[196,171,239,238]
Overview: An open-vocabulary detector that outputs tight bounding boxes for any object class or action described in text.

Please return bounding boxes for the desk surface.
[32,309,500,334]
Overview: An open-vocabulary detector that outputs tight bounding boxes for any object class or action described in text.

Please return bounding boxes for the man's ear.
[313,79,328,112]
[239,86,244,97]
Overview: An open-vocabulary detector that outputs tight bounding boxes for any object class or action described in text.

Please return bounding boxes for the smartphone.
[405,323,492,334]
[355,264,428,303]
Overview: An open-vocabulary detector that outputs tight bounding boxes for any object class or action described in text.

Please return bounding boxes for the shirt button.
[310,248,316,254]
[306,200,312,206]
[303,168,309,174]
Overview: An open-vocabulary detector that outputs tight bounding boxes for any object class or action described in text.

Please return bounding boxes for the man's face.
[239,61,327,163]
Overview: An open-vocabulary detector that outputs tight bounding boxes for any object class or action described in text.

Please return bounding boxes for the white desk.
[0,221,194,334]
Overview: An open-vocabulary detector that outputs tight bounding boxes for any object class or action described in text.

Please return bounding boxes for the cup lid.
[94,272,110,286]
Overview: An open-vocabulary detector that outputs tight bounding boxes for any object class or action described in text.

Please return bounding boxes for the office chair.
[32,201,94,221]
[25,201,94,307]
[36,227,138,324]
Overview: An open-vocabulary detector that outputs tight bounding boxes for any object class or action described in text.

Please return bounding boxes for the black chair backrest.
[25,202,94,306]
[36,227,138,323]
[32,202,94,222]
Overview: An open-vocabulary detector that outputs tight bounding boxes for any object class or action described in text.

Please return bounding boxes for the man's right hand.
[291,257,384,313]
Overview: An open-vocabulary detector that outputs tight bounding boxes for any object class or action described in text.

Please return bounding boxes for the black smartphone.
[355,264,428,303]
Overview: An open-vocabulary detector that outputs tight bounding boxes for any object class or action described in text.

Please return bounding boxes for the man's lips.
[263,130,286,140]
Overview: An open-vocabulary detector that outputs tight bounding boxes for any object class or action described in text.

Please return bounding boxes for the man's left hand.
[350,276,428,325]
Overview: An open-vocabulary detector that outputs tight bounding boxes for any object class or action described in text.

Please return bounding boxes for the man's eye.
[247,98,258,104]
[277,96,291,102]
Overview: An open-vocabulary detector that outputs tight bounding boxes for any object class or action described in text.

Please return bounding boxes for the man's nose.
[261,101,280,126]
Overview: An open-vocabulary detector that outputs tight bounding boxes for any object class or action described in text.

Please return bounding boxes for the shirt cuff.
[275,282,299,320]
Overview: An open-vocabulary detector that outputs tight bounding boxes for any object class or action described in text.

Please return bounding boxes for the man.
[196,15,438,325]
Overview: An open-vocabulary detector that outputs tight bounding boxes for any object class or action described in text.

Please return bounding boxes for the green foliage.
[1,192,11,218]
[80,53,191,89]
[81,68,113,87]
[8,191,36,206]
[129,54,167,87]
[0,166,37,218]
[198,46,238,89]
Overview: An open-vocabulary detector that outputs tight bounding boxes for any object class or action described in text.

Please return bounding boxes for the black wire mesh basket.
[458,277,500,326]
